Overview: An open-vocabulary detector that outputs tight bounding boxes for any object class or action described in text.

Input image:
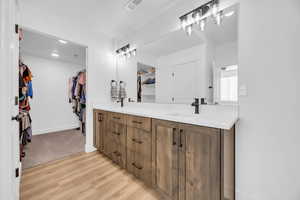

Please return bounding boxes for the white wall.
[237,0,300,200]
[22,54,84,135]
[215,41,238,67]
[20,1,115,152]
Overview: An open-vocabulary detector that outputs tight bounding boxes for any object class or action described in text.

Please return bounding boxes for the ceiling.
[140,5,238,57]
[21,0,183,40]
[140,30,203,57]
[20,29,86,66]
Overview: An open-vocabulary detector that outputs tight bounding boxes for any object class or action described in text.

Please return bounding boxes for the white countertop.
[93,102,239,130]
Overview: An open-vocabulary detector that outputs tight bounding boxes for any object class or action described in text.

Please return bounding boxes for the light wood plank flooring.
[21,151,163,200]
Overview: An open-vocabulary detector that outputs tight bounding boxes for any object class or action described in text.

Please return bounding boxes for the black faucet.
[191,98,200,114]
[117,98,124,107]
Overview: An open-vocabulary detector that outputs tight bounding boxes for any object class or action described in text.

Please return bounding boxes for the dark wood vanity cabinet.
[151,120,179,199]
[93,109,235,200]
[179,124,221,200]
[152,119,235,200]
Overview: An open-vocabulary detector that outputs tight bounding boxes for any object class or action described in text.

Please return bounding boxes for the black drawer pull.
[113,151,121,157]
[172,128,176,146]
[132,138,143,144]
[98,113,103,122]
[132,120,142,125]
[132,163,143,170]
[112,131,121,136]
[112,116,121,120]
[179,129,183,148]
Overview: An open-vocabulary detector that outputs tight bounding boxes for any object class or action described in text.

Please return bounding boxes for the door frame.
[0,0,20,199]
[18,25,89,148]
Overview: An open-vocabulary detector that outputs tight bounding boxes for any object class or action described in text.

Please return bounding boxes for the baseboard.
[85,144,97,153]
[33,124,80,135]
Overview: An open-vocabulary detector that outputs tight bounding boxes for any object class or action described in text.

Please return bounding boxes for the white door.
[0,0,20,199]
[171,62,198,104]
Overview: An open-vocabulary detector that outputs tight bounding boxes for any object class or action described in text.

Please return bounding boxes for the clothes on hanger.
[18,61,34,161]
[69,70,86,135]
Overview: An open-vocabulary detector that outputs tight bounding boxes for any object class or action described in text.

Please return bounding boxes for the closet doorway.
[19,28,87,169]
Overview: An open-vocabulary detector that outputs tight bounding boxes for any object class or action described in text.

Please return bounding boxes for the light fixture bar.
[179,0,225,35]
[116,44,137,59]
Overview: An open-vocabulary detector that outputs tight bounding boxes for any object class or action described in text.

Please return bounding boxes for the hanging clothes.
[18,61,34,161]
[69,70,86,135]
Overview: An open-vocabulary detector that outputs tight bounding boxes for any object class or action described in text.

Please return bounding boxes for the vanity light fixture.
[179,0,228,35]
[116,44,137,59]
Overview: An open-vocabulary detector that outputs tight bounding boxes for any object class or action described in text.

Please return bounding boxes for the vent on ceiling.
[125,0,143,11]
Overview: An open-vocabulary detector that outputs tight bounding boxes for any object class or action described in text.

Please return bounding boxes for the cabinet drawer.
[126,127,151,157]
[109,112,126,125]
[127,149,152,185]
[126,115,151,132]
[109,121,127,168]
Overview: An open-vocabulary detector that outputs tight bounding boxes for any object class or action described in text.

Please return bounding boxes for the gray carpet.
[22,129,85,169]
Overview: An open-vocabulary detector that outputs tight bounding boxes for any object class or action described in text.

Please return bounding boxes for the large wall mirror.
[117,3,238,105]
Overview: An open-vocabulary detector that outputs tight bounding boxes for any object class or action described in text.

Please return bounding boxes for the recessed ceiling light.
[51,52,59,57]
[224,11,235,17]
[58,39,68,44]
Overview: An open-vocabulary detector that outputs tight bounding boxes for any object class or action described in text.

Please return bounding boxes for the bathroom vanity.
[93,103,237,200]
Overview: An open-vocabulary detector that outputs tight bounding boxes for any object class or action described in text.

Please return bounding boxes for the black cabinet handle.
[113,116,121,120]
[132,163,143,170]
[132,138,143,144]
[113,151,121,157]
[172,128,177,146]
[98,113,103,122]
[132,120,142,125]
[112,131,121,136]
[179,129,183,148]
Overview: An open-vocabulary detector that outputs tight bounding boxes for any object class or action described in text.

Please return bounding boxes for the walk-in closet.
[19,28,87,169]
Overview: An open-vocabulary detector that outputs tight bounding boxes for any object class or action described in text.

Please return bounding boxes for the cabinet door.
[93,110,106,151]
[152,120,179,199]
[179,126,221,200]
[127,127,152,185]
[110,121,127,168]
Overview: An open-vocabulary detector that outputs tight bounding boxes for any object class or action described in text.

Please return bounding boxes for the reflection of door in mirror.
[214,65,238,104]
[137,62,156,103]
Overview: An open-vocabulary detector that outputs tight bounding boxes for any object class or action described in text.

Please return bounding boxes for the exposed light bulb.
[58,39,67,44]
[186,25,192,36]
[132,49,137,56]
[200,19,206,31]
[194,12,201,24]
[181,17,188,30]
[127,52,131,59]
[51,52,59,57]
[211,3,219,17]
[225,11,235,17]
[215,12,222,25]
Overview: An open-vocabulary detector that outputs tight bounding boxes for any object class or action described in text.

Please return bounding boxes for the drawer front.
[126,127,151,157]
[126,115,151,132]
[127,126,152,184]
[110,121,127,168]
[127,149,152,185]
[109,112,126,125]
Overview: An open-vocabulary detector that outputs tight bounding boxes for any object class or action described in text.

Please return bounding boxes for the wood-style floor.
[21,151,163,200]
